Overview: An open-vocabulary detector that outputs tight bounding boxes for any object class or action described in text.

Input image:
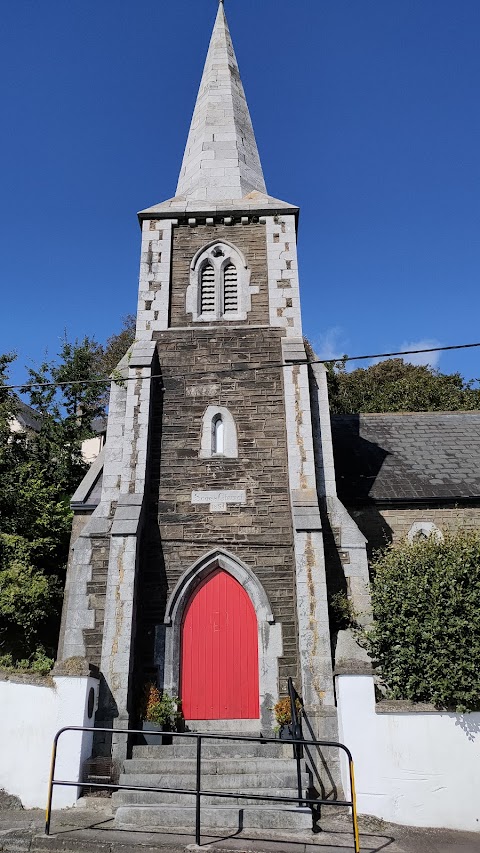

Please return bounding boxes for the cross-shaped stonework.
[191,489,246,512]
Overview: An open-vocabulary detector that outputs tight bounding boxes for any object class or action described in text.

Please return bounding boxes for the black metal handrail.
[287,676,304,805]
[45,726,361,852]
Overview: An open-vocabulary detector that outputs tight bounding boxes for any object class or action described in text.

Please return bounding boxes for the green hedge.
[367,531,480,712]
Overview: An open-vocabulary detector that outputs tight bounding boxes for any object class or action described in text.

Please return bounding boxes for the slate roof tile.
[331,411,480,503]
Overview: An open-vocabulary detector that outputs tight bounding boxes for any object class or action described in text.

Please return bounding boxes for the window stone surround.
[186,239,257,322]
[199,405,238,459]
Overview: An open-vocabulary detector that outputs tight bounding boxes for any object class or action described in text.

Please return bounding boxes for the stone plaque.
[191,489,246,512]
[186,383,220,398]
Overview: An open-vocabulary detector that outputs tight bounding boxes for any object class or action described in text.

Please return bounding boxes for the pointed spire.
[176,1,267,202]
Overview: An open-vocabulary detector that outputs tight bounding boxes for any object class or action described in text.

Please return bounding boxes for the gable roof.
[331,411,480,504]
[14,399,41,431]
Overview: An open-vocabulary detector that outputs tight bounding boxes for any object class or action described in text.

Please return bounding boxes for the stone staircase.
[113,736,315,835]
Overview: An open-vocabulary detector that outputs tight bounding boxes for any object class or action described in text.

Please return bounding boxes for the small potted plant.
[273,696,302,740]
[140,683,182,745]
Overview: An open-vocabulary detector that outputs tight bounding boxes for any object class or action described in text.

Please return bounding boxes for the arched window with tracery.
[187,241,254,322]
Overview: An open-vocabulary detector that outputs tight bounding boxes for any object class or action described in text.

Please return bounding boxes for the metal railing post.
[195,735,202,845]
[45,733,59,836]
[349,757,361,853]
[288,677,304,806]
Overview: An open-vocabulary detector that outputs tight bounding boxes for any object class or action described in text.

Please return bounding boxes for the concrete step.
[113,786,304,807]
[132,740,292,759]
[113,803,313,832]
[118,771,310,790]
[123,757,298,775]
[184,720,261,734]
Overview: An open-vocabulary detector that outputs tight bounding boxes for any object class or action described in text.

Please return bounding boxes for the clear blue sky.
[1,0,479,386]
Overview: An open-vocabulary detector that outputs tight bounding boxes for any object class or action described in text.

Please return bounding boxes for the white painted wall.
[81,435,104,464]
[0,675,99,809]
[336,674,480,832]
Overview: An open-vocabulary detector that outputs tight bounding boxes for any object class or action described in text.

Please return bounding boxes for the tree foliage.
[367,531,480,712]
[25,337,108,493]
[326,358,480,414]
[101,314,135,377]
[0,319,135,667]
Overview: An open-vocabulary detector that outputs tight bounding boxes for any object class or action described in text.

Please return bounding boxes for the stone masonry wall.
[58,515,112,670]
[349,503,480,556]
[135,325,298,694]
[83,535,110,669]
[170,222,269,326]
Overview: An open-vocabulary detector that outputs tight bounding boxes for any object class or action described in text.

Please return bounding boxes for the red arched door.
[180,569,259,719]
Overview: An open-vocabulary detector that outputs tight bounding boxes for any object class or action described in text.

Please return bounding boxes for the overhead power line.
[2,340,480,393]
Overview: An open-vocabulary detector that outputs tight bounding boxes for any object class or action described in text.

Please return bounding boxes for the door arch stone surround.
[161,549,283,730]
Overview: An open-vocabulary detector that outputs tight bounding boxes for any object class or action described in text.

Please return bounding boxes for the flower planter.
[141,721,173,746]
[278,724,294,741]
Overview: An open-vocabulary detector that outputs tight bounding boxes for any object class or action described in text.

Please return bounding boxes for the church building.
[58,0,371,768]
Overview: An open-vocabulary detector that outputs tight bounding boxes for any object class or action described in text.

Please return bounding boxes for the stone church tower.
[58,1,369,763]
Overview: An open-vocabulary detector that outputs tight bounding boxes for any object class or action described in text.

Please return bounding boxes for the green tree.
[24,336,108,496]
[0,339,108,664]
[0,356,63,661]
[0,317,135,666]
[325,357,480,414]
[367,531,480,712]
[101,314,136,377]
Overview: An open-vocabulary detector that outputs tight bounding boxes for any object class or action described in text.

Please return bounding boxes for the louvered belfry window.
[223,263,238,314]
[192,244,247,321]
[200,262,215,313]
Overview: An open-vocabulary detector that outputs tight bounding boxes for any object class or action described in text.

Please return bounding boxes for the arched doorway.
[180,568,259,719]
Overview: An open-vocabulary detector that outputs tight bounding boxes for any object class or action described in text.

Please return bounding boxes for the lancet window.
[200,406,238,459]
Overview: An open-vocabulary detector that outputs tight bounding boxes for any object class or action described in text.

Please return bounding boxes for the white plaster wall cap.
[190,239,248,271]
[164,549,275,626]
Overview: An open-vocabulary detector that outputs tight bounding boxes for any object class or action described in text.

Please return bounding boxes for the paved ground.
[0,802,478,853]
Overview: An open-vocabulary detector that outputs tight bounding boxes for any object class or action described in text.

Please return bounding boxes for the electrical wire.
[2,340,480,393]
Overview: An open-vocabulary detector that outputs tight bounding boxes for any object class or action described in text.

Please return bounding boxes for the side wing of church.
[57,2,371,763]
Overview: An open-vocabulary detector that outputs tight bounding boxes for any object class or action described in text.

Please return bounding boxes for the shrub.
[366,531,480,712]
[273,696,302,728]
[141,683,181,728]
[0,647,53,676]
[0,554,62,659]
[328,591,357,632]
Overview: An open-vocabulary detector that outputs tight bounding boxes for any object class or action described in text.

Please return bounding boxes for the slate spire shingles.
[175,1,266,202]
